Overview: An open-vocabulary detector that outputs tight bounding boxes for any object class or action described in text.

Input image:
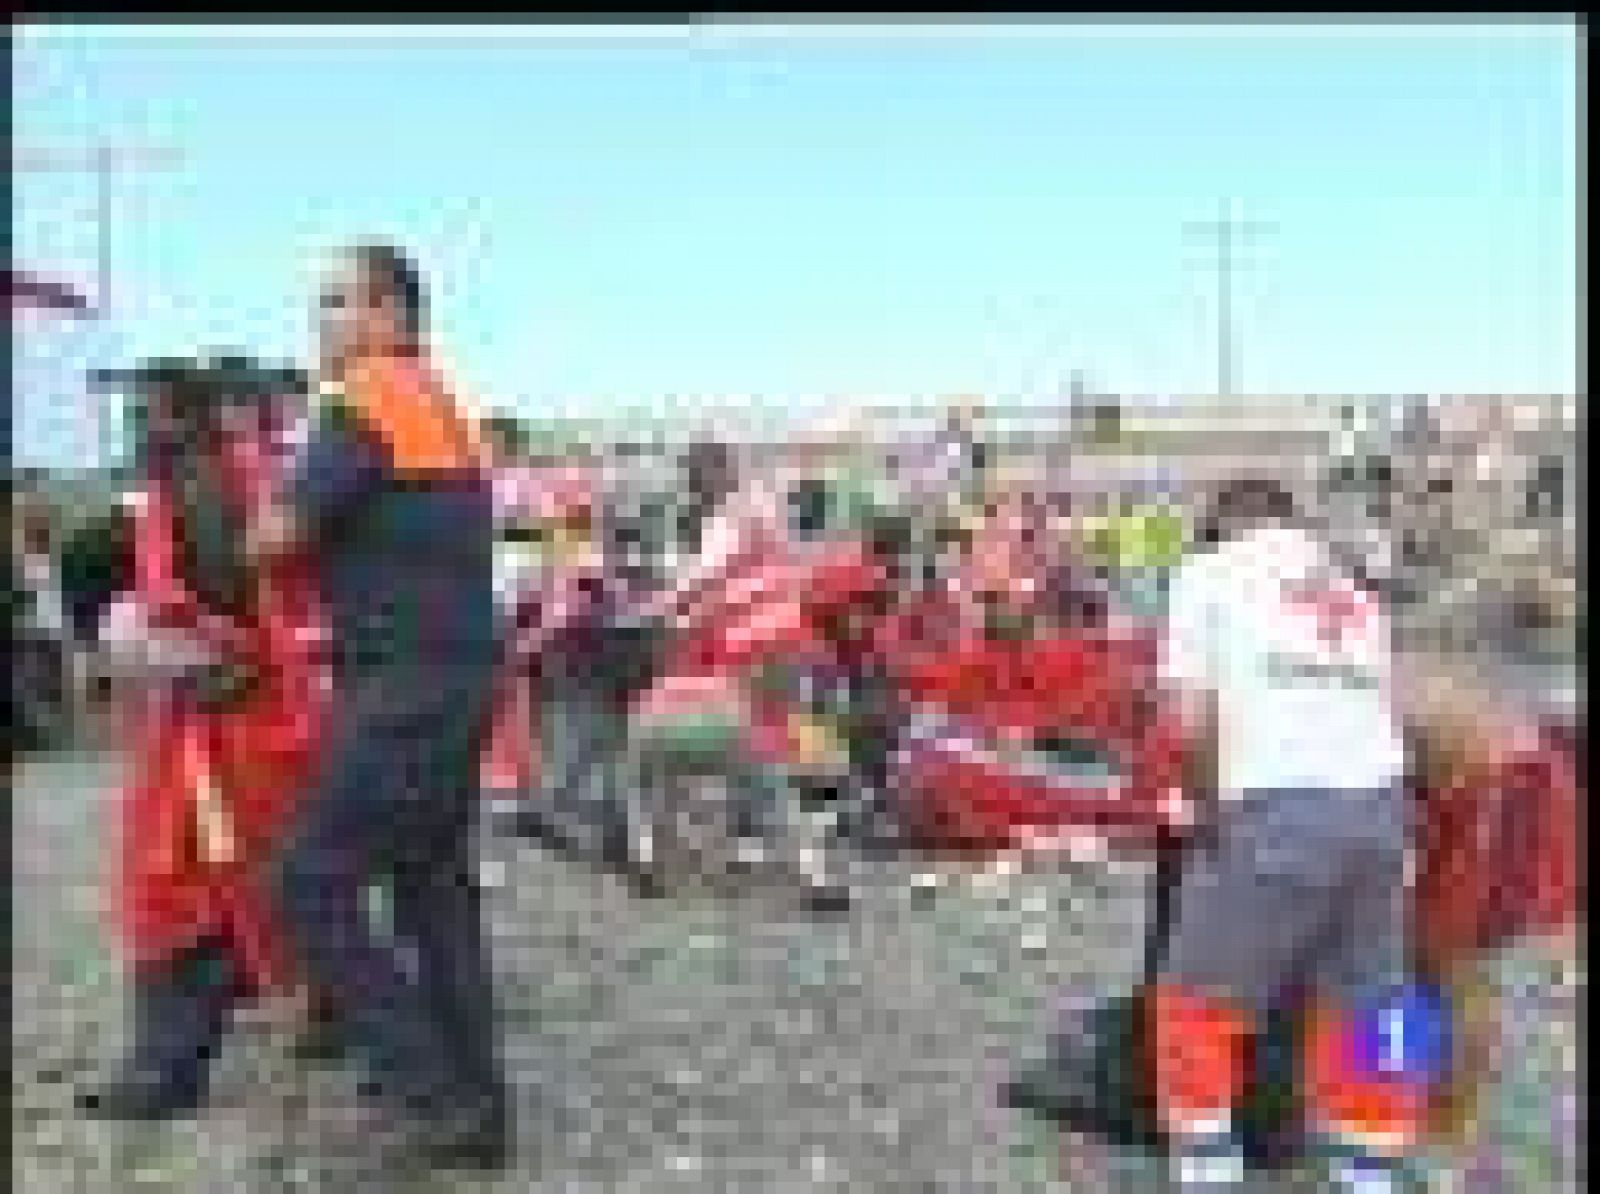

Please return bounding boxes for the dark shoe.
[618,859,671,900]
[497,802,567,847]
[800,883,854,918]
[77,1066,205,1121]
[78,942,239,1122]
[835,785,908,856]
[505,802,621,877]
[289,1010,354,1067]
[420,1095,514,1172]
[599,828,671,899]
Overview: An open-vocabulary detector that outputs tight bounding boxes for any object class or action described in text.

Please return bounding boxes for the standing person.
[4,483,24,769]
[252,243,508,1167]
[478,429,563,811]
[500,451,666,890]
[487,416,552,632]
[13,493,73,750]
[58,502,137,727]
[893,398,987,521]
[1146,476,1440,1191]
[1038,489,1112,631]
[78,359,327,1120]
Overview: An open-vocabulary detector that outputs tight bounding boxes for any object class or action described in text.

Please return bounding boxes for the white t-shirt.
[658,471,791,632]
[1161,524,1406,796]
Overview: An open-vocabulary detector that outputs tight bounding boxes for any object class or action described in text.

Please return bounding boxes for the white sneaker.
[1170,1130,1247,1190]
[1173,1150,1246,1189]
[1331,1157,1403,1194]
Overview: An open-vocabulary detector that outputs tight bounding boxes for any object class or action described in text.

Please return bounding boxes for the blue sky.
[12,20,1580,467]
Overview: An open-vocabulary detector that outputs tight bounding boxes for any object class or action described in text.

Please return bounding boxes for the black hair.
[348,240,427,341]
[788,477,832,540]
[1193,474,1301,548]
[483,414,531,458]
[865,509,917,576]
[677,438,739,550]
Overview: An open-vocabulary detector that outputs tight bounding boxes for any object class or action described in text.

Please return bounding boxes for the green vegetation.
[1078,508,1188,569]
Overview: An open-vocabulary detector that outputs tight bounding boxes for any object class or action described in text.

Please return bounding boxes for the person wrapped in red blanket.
[626,433,882,910]
[81,358,328,1120]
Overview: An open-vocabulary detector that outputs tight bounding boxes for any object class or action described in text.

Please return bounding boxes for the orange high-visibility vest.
[338,354,488,476]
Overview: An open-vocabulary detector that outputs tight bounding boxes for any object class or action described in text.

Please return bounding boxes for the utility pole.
[14,142,184,316]
[1183,201,1274,398]
[14,142,183,468]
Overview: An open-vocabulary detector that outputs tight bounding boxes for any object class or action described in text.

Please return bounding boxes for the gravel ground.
[12,746,1160,1192]
[12,746,1583,1192]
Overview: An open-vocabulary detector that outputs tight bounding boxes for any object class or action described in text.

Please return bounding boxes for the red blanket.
[113,429,327,996]
[890,625,1190,850]
[1413,725,1583,973]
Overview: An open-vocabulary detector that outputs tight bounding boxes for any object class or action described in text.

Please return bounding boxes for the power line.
[1183,201,1274,398]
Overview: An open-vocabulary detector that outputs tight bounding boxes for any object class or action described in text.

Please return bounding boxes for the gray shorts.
[1158,783,1411,1014]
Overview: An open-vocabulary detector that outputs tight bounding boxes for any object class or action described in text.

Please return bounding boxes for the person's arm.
[643,489,765,626]
[1158,559,1222,815]
[510,548,605,661]
[104,489,235,671]
[508,568,571,663]
[276,396,387,551]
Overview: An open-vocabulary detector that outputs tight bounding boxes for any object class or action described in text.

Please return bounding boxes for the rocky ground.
[12,746,1160,1192]
[11,744,1582,1192]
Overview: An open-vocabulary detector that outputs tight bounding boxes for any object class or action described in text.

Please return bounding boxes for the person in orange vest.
[250,242,508,1170]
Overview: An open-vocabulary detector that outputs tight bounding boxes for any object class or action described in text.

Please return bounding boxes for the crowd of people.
[7,240,1580,1191]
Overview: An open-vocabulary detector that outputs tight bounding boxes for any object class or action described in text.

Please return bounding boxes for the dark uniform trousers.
[277,652,505,1119]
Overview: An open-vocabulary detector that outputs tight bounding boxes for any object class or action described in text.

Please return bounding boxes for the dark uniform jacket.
[288,354,495,679]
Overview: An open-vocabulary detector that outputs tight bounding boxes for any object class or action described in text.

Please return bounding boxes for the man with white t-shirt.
[1148,476,1437,1192]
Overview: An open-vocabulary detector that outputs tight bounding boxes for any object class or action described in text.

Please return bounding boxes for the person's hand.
[633,588,679,629]
[247,505,299,561]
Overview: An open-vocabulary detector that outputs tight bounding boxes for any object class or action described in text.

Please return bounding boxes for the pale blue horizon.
[12,20,1581,469]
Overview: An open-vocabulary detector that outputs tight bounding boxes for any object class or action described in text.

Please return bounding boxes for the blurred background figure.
[12,489,74,753]
[497,444,663,889]
[893,397,989,522]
